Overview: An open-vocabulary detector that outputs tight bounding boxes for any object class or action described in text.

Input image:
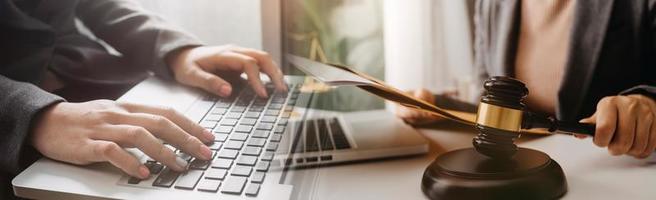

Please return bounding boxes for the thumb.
[579,113,597,124]
[574,113,596,139]
[574,113,597,139]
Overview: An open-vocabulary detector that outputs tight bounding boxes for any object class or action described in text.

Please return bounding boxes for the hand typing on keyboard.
[31,100,216,179]
[136,85,299,195]
[166,45,288,98]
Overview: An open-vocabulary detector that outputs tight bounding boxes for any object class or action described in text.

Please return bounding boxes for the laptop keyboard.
[125,83,353,197]
[126,84,299,196]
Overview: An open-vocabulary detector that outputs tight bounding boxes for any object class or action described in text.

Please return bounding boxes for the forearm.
[0,75,64,174]
[76,0,203,79]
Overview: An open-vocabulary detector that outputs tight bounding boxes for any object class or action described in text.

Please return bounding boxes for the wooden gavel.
[473,76,596,159]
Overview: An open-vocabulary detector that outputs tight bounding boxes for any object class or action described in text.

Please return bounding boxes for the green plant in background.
[285,0,386,111]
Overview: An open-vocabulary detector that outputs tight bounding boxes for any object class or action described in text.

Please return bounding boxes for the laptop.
[12,57,428,199]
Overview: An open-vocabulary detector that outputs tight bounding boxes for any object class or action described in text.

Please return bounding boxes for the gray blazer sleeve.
[0,75,64,174]
[620,85,656,101]
[75,0,204,79]
[620,2,656,101]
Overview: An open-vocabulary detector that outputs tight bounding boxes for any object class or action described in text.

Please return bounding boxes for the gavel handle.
[522,111,596,136]
[554,121,596,136]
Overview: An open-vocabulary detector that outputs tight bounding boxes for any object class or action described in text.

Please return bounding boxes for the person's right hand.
[31,100,215,179]
[395,88,443,125]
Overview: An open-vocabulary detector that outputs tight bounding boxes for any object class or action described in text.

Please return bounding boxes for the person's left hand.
[578,94,656,158]
[395,89,444,125]
[166,45,287,98]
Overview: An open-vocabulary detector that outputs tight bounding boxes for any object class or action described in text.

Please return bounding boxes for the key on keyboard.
[213,133,229,142]
[236,155,258,166]
[252,130,270,138]
[204,114,222,121]
[145,161,163,174]
[266,142,279,151]
[230,133,248,141]
[221,176,247,194]
[199,121,217,129]
[212,108,228,115]
[274,125,286,133]
[231,166,252,177]
[205,168,228,180]
[197,179,221,193]
[255,161,270,172]
[264,110,279,116]
[224,141,244,150]
[189,158,211,170]
[260,116,277,123]
[245,183,261,196]
[249,107,264,112]
[247,138,266,147]
[261,152,274,161]
[257,123,274,130]
[240,118,257,125]
[215,102,231,108]
[225,112,241,119]
[251,172,265,183]
[244,112,260,118]
[242,146,262,156]
[231,106,246,113]
[152,168,179,188]
[220,119,238,126]
[268,103,283,109]
[218,149,239,159]
[235,125,253,133]
[214,126,232,133]
[212,158,233,169]
[174,170,203,190]
[208,142,222,150]
[270,133,282,142]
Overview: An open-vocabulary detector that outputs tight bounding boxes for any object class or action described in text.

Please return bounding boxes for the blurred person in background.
[396,0,656,159]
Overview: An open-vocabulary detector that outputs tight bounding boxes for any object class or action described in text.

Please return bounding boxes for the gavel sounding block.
[421,148,567,200]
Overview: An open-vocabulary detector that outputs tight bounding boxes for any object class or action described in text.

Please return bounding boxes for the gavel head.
[473,76,528,159]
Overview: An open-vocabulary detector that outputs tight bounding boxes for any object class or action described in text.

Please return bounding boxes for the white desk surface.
[118,78,654,199]
[303,121,656,200]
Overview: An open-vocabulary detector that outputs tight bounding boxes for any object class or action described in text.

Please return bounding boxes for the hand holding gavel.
[578,94,656,158]
[398,76,656,159]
